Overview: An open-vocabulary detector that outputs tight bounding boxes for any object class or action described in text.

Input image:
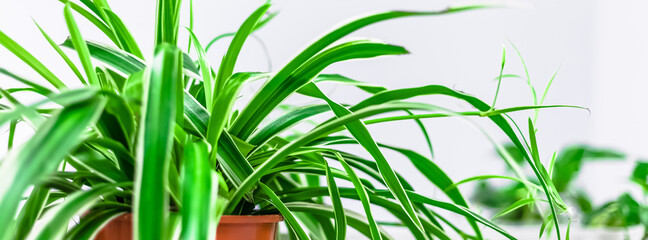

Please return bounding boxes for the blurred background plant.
[0,0,599,239]
[468,143,648,239]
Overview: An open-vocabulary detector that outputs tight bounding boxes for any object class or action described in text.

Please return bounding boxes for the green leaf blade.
[0,95,106,238]
[215,3,270,91]
[64,3,99,86]
[134,44,182,240]
[0,30,66,90]
[325,162,346,240]
[181,141,212,240]
[259,183,311,240]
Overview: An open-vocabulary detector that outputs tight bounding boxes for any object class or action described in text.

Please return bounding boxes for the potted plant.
[474,142,648,239]
[0,0,579,239]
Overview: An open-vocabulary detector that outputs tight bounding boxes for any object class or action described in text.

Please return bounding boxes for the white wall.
[1,0,646,238]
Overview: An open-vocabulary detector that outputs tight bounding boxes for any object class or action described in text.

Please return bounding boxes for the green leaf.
[204,10,278,52]
[509,42,537,108]
[79,0,103,18]
[0,68,54,96]
[632,161,648,191]
[215,3,270,91]
[186,29,215,110]
[259,183,311,240]
[0,29,66,89]
[183,90,209,135]
[540,64,561,106]
[154,0,182,45]
[227,101,438,213]
[103,9,144,59]
[231,40,409,139]
[0,87,43,127]
[403,110,434,159]
[377,190,516,240]
[186,0,195,53]
[310,74,387,94]
[336,153,382,240]
[64,3,99,86]
[7,120,16,150]
[15,186,50,240]
[230,6,488,139]
[308,85,425,233]
[61,38,146,76]
[26,183,126,240]
[491,47,506,109]
[445,175,541,192]
[551,145,624,192]
[492,198,538,220]
[181,140,213,240]
[207,72,264,150]
[279,186,447,240]
[134,44,182,240]
[342,84,564,239]
[60,38,199,79]
[565,219,572,240]
[33,20,86,85]
[324,162,346,240]
[65,209,127,240]
[381,146,482,238]
[0,96,106,237]
[66,144,130,183]
[249,104,330,146]
[215,132,254,201]
[283,202,392,240]
[528,118,561,239]
[539,214,553,239]
[57,0,119,44]
[0,88,97,135]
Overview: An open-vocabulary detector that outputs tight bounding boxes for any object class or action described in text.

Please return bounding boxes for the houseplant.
[473,142,648,239]
[0,0,580,239]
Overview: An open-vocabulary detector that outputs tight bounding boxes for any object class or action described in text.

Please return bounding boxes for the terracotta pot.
[94,213,132,240]
[217,215,283,240]
[94,213,283,240]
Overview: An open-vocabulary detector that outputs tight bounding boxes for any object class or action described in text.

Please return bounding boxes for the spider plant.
[476,143,648,239]
[0,0,579,239]
[469,144,624,232]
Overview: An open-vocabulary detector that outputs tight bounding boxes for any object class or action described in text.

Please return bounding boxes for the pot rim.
[219,214,283,224]
[96,213,283,224]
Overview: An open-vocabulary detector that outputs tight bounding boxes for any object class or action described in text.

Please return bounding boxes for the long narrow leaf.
[65,209,127,240]
[186,29,214,110]
[26,183,126,240]
[103,9,144,59]
[154,0,182,45]
[231,6,490,139]
[215,3,270,91]
[0,96,106,238]
[324,162,346,240]
[0,30,66,89]
[180,141,212,240]
[227,102,438,213]
[133,44,181,240]
[64,3,99,86]
[284,202,393,240]
[336,153,382,240]
[33,21,86,85]
[259,183,310,240]
[301,83,425,232]
[57,0,119,44]
[0,68,54,96]
[15,186,50,239]
[231,40,409,139]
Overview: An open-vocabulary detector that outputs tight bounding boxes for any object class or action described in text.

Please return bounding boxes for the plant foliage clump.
[0,0,581,239]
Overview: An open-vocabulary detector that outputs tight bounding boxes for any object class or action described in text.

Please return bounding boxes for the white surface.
[1,0,647,239]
